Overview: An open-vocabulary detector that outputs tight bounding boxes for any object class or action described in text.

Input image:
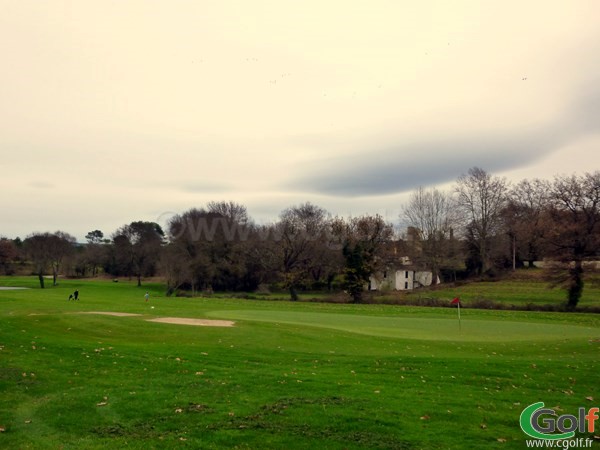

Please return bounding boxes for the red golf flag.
[452,297,462,331]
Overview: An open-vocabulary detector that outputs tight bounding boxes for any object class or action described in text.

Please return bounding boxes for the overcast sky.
[1,1,599,241]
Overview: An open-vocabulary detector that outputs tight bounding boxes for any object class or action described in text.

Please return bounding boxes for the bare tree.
[49,231,77,285]
[402,186,458,284]
[455,167,509,275]
[112,222,164,287]
[167,202,254,294]
[23,232,76,287]
[167,208,213,295]
[159,242,194,296]
[274,202,331,301]
[24,233,52,288]
[505,179,551,269]
[207,201,250,227]
[0,238,18,275]
[545,172,600,309]
[338,214,395,303]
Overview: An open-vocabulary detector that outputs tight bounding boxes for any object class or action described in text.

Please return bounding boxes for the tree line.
[1,168,599,308]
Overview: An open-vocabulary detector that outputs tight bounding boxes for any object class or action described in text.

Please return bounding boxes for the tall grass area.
[404,269,600,309]
[1,276,599,449]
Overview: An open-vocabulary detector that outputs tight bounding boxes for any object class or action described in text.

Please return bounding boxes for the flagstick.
[457,301,462,333]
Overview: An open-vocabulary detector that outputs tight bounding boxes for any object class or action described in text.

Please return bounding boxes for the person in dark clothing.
[73,289,79,301]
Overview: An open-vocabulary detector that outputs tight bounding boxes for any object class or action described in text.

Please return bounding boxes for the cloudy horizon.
[1,1,599,241]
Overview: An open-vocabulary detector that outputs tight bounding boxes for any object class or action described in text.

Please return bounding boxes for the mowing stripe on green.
[207,310,598,342]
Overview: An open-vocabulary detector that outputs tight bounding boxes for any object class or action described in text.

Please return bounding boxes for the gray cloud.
[180,181,233,193]
[573,87,600,136]
[287,84,600,197]
[287,132,559,196]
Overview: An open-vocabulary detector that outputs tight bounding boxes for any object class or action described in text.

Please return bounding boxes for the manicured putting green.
[207,310,598,342]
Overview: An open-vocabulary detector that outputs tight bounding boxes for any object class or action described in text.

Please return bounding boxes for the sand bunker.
[81,311,143,317]
[0,287,29,290]
[74,312,234,327]
[147,317,235,327]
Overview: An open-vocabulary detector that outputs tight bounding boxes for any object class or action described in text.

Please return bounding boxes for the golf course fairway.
[207,310,599,342]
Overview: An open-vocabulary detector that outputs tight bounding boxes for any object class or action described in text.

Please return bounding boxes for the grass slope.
[405,271,600,308]
[0,277,599,449]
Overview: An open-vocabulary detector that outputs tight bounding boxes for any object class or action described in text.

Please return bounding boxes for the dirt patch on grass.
[147,317,235,327]
[80,311,143,317]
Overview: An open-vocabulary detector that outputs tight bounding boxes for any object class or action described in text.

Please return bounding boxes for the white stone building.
[368,267,438,291]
